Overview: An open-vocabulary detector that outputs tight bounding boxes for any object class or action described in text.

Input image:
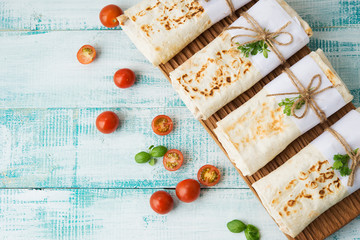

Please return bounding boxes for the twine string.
[227,12,293,63]
[267,68,336,122]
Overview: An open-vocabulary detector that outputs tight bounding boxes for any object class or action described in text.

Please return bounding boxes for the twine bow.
[326,128,360,187]
[267,68,336,122]
[227,12,293,63]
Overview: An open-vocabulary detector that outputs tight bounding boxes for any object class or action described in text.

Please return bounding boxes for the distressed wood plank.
[0,189,358,240]
[0,0,359,30]
[0,31,183,109]
[309,28,360,107]
[0,29,359,109]
[0,0,138,31]
[0,107,245,188]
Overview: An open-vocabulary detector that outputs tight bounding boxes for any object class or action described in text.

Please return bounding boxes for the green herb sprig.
[332,148,358,176]
[227,220,260,240]
[278,95,305,116]
[135,145,167,166]
[237,40,270,58]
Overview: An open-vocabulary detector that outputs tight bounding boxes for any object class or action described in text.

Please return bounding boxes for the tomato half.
[114,68,136,88]
[150,191,174,215]
[77,45,96,64]
[151,115,173,136]
[176,179,200,203]
[99,4,123,28]
[163,149,183,171]
[197,165,221,187]
[96,111,119,134]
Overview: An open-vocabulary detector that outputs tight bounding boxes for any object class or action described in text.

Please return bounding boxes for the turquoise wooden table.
[0,0,359,239]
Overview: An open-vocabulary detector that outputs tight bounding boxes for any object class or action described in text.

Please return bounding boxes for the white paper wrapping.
[214,50,353,176]
[227,0,309,76]
[311,109,360,195]
[200,0,251,23]
[264,54,347,133]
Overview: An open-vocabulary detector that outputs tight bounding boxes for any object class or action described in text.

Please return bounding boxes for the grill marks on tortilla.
[176,46,252,100]
[224,102,285,149]
[132,0,204,37]
[141,24,154,37]
[274,160,342,218]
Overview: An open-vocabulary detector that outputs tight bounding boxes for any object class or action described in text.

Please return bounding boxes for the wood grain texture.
[0,189,359,240]
[0,0,359,239]
[0,0,359,30]
[0,107,245,188]
[158,1,360,239]
[0,29,359,109]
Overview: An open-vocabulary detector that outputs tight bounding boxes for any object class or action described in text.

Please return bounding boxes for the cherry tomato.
[163,149,183,171]
[150,191,174,215]
[151,115,173,136]
[99,4,123,28]
[114,68,136,88]
[176,179,200,203]
[96,111,119,134]
[77,45,96,64]
[197,165,221,186]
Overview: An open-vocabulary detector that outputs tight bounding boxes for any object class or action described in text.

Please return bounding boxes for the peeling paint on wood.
[0,0,359,239]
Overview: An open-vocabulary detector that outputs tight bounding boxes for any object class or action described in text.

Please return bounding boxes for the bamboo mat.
[158,1,360,239]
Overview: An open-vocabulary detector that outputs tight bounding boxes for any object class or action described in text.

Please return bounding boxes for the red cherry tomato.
[114,68,136,88]
[96,111,119,134]
[176,179,200,203]
[163,149,183,171]
[150,191,174,215]
[99,4,123,28]
[77,45,96,64]
[197,165,221,187]
[151,115,173,136]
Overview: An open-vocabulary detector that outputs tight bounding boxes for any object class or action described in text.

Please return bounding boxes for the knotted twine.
[266,67,358,186]
[326,128,360,187]
[227,12,294,63]
[267,68,336,122]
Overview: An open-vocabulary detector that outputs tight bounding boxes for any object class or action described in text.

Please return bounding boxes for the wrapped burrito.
[170,0,312,120]
[253,108,360,237]
[214,49,353,176]
[118,0,252,66]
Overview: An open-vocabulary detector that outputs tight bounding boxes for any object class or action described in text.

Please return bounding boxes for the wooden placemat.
[158,1,360,239]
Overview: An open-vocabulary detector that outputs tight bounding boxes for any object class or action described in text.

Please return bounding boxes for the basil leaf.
[149,145,154,150]
[135,152,151,163]
[227,220,247,233]
[245,224,260,240]
[149,158,156,166]
[150,146,167,157]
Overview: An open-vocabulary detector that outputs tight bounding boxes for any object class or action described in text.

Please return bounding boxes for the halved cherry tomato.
[176,179,200,203]
[77,45,96,64]
[150,191,174,215]
[96,111,119,134]
[163,149,183,171]
[114,68,136,88]
[151,115,173,136]
[99,4,123,28]
[197,165,221,187]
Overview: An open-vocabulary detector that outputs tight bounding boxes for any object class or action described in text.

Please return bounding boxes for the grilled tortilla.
[170,0,312,120]
[253,109,360,237]
[118,0,250,66]
[214,49,353,176]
